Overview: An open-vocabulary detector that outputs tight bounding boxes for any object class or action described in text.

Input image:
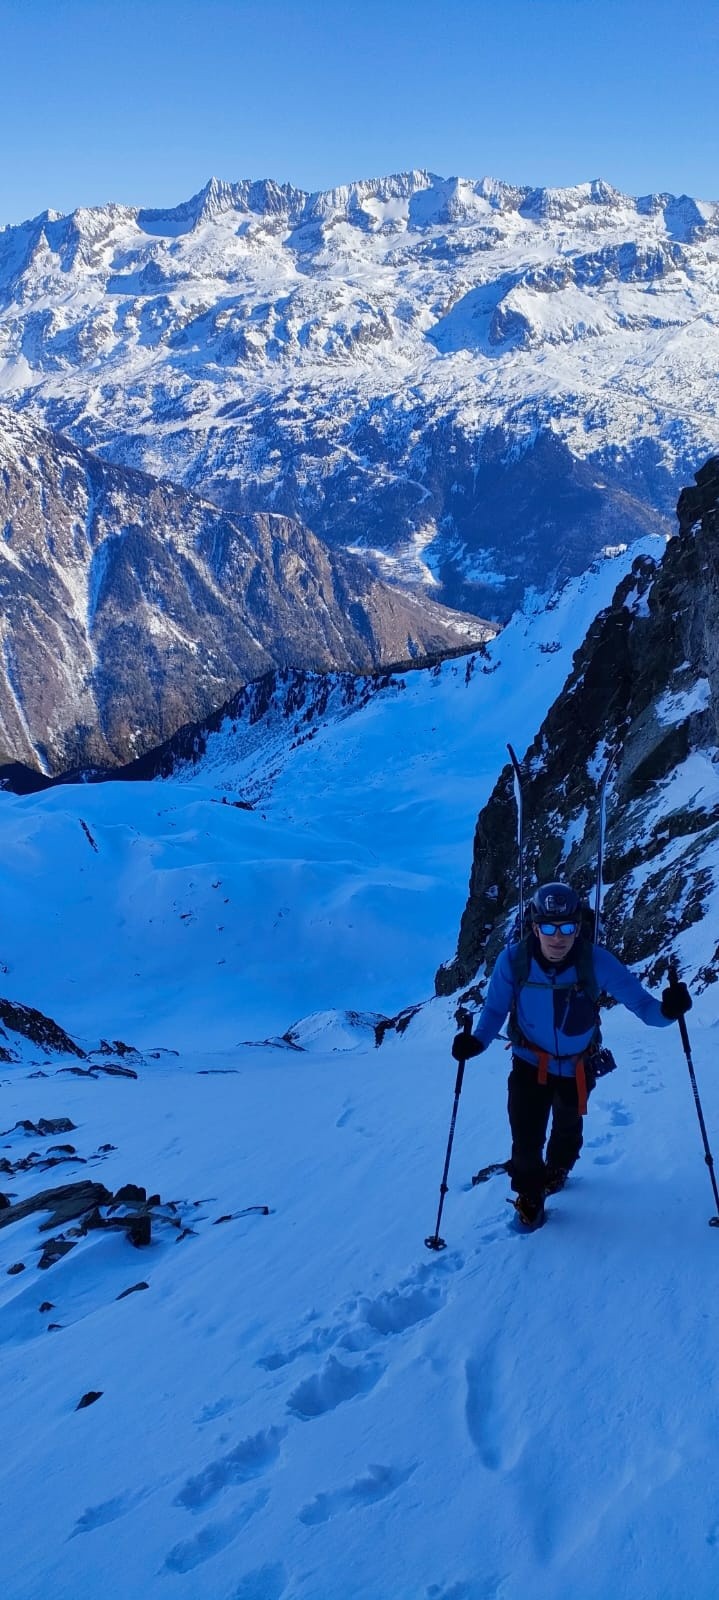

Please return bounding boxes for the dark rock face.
[437,457,719,994]
[215,422,670,620]
[0,409,493,773]
[0,998,85,1061]
[0,1180,113,1232]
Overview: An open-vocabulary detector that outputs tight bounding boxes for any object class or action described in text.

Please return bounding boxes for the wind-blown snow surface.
[3,986,719,1600]
[3,542,719,1600]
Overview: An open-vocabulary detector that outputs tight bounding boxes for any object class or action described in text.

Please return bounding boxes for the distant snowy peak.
[1,167,717,621]
[2,170,717,258]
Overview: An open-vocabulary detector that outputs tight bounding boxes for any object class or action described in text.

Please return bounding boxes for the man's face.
[534,920,579,964]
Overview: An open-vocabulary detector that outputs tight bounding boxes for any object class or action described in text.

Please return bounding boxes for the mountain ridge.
[437,456,719,997]
[0,408,493,773]
[4,169,717,242]
[1,168,715,617]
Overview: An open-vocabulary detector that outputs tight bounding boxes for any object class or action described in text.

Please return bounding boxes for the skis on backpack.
[507,743,525,934]
[594,752,615,942]
[507,741,615,941]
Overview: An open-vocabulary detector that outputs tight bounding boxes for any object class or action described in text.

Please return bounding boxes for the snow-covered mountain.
[0,408,492,773]
[1,483,719,1597]
[0,538,650,1046]
[439,454,719,998]
[2,449,719,1595]
[1,170,714,615]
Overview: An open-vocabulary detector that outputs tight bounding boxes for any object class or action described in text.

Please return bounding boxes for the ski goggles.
[534,919,579,936]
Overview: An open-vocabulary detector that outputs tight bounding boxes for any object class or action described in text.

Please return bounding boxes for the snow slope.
[2,540,719,1600]
[0,542,653,1046]
[1,944,718,1599]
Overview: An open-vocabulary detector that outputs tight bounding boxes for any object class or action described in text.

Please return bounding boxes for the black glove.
[452,1031,485,1062]
[661,981,692,1020]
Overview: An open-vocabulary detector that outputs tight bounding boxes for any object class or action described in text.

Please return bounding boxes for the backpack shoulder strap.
[509,933,533,992]
[574,936,600,1004]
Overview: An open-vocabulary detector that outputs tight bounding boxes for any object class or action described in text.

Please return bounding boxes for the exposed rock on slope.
[0,998,85,1063]
[437,458,719,994]
[0,664,411,793]
[0,410,492,773]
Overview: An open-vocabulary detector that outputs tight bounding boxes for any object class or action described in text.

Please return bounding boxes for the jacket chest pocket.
[554,986,596,1038]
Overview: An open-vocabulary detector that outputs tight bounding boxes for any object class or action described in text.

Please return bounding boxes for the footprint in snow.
[163,1490,268,1574]
[173,1425,285,1511]
[586,1131,623,1164]
[339,1279,445,1348]
[607,1102,634,1127]
[193,1396,235,1425]
[298,1461,416,1525]
[257,1322,342,1371]
[465,1344,526,1472]
[231,1563,288,1600]
[335,1103,371,1136]
[287,1354,384,1419]
[71,1485,155,1535]
[259,1264,448,1369]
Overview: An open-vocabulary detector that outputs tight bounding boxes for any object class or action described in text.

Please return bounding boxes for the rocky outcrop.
[0,998,86,1062]
[437,458,719,994]
[0,410,493,773]
[0,996,144,1066]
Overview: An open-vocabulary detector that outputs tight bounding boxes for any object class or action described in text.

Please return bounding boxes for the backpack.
[507,934,617,1079]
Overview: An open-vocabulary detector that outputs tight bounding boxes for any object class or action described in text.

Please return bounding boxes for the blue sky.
[1,0,717,225]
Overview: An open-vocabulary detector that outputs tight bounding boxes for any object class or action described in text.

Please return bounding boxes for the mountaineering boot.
[509,1193,546,1230]
[544,1165,569,1195]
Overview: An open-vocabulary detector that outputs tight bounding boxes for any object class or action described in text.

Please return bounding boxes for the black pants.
[507,1057,593,1202]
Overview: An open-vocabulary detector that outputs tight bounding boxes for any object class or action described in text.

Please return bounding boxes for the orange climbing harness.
[532,1048,589,1115]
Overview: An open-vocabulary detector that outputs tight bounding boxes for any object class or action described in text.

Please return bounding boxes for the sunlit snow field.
[0,543,655,1047]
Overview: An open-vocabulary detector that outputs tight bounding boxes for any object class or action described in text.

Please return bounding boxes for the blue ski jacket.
[473,940,672,1077]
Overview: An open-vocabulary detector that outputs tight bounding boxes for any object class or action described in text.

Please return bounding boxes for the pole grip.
[452,1014,473,1093]
[668,958,692,1049]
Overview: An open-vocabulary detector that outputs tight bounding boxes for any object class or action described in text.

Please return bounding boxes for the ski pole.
[425,1016,472,1251]
[669,959,719,1228]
